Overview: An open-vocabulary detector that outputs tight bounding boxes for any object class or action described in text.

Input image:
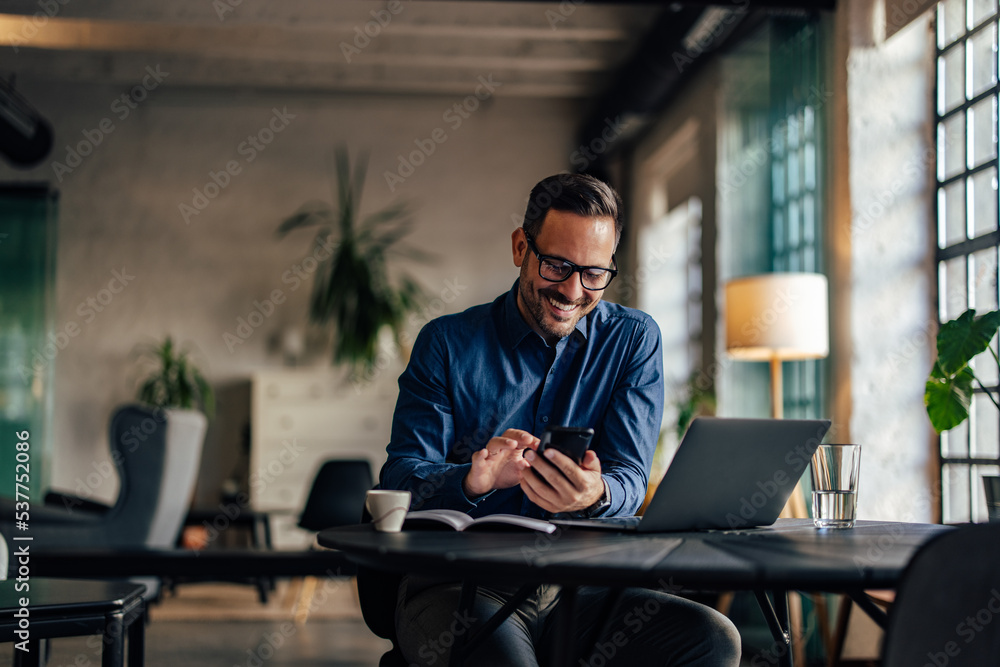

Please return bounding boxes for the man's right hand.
[463,429,538,498]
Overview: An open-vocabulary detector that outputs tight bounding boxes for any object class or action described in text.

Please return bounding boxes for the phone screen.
[537,426,594,465]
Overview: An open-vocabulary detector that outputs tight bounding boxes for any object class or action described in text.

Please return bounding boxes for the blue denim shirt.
[380,281,664,519]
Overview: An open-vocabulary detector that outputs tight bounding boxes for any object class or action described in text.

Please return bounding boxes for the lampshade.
[725,272,829,361]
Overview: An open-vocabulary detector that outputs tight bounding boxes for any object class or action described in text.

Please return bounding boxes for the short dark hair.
[521,173,623,248]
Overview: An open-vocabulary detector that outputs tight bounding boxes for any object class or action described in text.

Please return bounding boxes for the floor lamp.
[724,272,829,420]
[724,272,830,666]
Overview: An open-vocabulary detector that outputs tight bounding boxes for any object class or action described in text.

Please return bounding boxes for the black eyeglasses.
[523,231,618,291]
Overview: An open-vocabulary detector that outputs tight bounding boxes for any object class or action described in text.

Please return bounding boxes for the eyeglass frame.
[522,230,618,291]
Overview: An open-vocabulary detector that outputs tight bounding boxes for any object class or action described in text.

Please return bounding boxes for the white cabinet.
[250,368,397,548]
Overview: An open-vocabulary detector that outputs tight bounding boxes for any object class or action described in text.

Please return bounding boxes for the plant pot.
[983,475,1000,523]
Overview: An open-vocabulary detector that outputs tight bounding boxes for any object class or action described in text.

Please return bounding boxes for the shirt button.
[541,416,549,423]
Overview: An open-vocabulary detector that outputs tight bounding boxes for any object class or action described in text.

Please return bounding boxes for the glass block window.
[935,0,1000,524]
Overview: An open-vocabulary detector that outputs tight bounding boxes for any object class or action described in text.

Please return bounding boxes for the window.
[718,17,827,420]
[935,0,1000,523]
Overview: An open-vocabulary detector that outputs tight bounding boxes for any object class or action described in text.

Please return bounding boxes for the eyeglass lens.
[538,258,612,289]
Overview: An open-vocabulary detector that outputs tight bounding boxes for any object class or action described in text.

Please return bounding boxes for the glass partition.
[0,184,58,500]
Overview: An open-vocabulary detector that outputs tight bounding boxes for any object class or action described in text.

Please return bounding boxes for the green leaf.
[925,363,975,432]
[133,336,215,420]
[937,309,1000,375]
[275,143,431,372]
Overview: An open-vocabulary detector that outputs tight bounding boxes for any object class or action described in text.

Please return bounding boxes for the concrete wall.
[0,77,578,504]
[837,0,937,523]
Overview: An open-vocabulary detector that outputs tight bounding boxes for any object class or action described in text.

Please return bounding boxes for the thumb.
[581,450,601,473]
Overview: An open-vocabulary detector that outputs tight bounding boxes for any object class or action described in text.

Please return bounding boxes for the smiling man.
[378,174,741,666]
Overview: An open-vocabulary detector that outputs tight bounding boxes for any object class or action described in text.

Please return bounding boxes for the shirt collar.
[502,280,590,349]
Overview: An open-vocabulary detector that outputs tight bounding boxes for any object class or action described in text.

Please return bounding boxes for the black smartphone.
[536,426,594,465]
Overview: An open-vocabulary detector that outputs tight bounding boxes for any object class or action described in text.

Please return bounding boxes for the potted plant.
[134,336,215,418]
[276,146,427,376]
[925,308,1000,519]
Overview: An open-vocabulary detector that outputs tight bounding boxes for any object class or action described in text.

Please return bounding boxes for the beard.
[517,267,596,341]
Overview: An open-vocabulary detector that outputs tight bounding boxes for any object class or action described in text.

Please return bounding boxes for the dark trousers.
[395,575,742,667]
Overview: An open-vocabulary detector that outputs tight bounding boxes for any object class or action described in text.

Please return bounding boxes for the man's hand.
[519,446,603,514]
[463,429,537,498]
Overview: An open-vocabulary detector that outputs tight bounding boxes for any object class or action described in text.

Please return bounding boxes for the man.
[380,174,741,666]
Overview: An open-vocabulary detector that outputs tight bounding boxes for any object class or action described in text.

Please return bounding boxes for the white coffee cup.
[365,490,411,532]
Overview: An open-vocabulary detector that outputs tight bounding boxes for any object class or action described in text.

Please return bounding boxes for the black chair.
[881,522,1000,666]
[298,459,374,533]
[293,459,373,623]
[357,500,407,667]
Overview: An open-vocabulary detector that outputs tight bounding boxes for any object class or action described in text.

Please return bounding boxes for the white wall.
[0,78,578,504]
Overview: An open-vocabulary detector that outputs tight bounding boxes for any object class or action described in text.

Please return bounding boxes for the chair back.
[298,459,373,531]
[104,404,170,546]
[882,522,1000,666]
[2,404,206,550]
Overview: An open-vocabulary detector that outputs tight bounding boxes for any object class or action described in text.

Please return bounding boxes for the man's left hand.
[519,447,603,513]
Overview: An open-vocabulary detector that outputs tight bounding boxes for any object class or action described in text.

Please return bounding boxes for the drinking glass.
[810,444,861,529]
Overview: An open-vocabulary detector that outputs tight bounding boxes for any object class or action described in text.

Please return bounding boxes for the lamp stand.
[773,355,808,520]
[769,356,783,420]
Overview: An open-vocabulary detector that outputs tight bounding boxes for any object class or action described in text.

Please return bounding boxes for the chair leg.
[255,577,271,604]
[715,591,735,616]
[827,595,852,667]
[789,592,806,667]
[294,576,318,625]
[813,593,832,662]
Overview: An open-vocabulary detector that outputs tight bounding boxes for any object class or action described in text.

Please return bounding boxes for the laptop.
[552,417,831,532]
